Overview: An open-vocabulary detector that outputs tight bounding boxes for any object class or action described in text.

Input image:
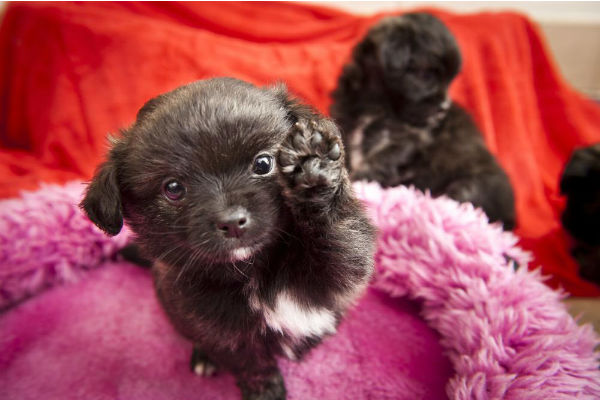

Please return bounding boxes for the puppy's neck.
[387,93,452,131]
[154,256,256,287]
[424,96,452,129]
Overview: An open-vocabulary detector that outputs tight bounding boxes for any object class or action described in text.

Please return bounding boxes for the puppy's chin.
[229,246,255,262]
[210,243,262,263]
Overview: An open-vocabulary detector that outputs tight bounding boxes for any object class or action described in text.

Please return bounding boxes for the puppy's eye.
[252,154,274,176]
[162,179,186,201]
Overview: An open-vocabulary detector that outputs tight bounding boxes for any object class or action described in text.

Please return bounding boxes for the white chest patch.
[262,291,336,339]
[349,116,375,172]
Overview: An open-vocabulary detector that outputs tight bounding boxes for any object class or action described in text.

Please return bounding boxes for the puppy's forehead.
[371,15,450,44]
[137,79,290,154]
[368,14,459,68]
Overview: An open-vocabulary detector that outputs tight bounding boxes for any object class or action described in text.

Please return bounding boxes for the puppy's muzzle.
[216,207,251,239]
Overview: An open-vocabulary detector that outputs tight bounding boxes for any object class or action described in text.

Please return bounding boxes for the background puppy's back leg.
[445,175,516,230]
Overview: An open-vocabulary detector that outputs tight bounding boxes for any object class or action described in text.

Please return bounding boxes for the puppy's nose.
[216,208,250,239]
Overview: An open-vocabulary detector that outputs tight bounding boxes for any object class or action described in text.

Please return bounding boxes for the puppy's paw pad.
[279,118,344,190]
[193,360,217,377]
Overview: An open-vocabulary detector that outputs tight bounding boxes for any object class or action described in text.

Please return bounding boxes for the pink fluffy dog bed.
[1,182,599,399]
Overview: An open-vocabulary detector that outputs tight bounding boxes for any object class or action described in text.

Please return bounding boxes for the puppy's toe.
[190,348,218,377]
[328,142,341,161]
[193,360,217,377]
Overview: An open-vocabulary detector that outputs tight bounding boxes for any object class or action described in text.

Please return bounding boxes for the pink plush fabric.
[1,182,599,399]
[0,263,452,400]
[0,182,131,310]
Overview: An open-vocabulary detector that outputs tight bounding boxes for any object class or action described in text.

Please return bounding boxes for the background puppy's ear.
[560,146,600,194]
[561,158,588,194]
[80,159,123,236]
[441,28,462,79]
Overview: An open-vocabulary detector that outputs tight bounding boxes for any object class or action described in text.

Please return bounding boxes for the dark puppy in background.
[81,78,375,400]
[560,143,600,285]
[331,12,516,230]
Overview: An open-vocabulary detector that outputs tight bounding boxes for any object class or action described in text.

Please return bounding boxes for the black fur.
[331,12,516,230]
[80,78,375,400]
[560,143,600,285]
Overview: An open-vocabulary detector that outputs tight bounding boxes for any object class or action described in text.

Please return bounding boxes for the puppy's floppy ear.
[442,30,462,79]
[80,158,123,236]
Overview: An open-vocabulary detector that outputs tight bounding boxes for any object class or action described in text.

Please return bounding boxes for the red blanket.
[1,2,599,296]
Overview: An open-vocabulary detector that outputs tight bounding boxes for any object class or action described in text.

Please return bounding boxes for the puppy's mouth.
[217,235,269,263]
[186,229,273,264]
[190,243,260,264]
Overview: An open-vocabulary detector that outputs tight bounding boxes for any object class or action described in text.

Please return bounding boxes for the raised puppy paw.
[278,118,345,202]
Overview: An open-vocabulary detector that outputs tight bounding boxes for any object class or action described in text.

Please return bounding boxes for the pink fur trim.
[354,182,600,399]
[0,182,132,310]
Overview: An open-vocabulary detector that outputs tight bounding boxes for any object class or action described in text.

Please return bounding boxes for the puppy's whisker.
[169,225,206,230]
[168,246,195,271]
[175,247,203,284]
[156,243,187,262]
[196,238,211,246]
[271,227,297,241]
[143,231,186,236]
[230,261,248,279]
[140,226,190,234]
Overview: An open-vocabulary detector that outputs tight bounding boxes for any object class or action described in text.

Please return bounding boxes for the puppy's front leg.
[194,340,285,400]
[278,117,350,221]
[236,366,286,400]
[223,346,285,400]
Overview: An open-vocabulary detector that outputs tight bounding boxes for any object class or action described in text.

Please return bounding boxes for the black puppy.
[560,143,600,285]
[331,12,516,230]
[81,78,375,400]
